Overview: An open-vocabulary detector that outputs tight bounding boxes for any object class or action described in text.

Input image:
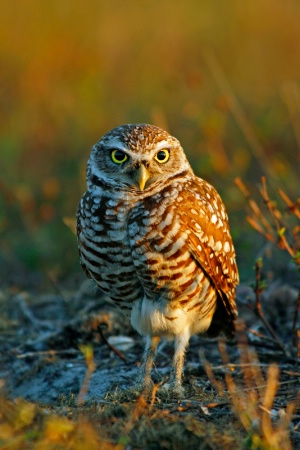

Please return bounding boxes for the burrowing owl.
[77,124,238,394]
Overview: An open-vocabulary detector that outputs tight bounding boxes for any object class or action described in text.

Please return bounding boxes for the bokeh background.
[1,0,299,283]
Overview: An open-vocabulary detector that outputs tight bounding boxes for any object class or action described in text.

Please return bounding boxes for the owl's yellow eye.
[111,149,128,164]
[154,149,170,163]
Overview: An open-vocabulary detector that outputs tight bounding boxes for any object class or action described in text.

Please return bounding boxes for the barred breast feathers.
[77,170,238,328]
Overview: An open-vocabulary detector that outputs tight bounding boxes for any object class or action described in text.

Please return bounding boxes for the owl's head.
[87,124,192,191]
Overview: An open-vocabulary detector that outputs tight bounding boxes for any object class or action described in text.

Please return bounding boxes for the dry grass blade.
[123,395,149,436]
[77,344,96,407]
[277,392,299,445]
[150,383,162,409]
[218,337,253,432]
[219,323,295,449]
[261,364,279,444]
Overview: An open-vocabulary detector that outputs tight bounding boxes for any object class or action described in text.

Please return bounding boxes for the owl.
[77,124,239,395]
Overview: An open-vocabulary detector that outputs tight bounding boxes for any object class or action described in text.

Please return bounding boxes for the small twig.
[253,260,286,353]
[283,370,300,377]
[205,401,230,408]
[292,289,300,352]
[231,378,298,394]
[212,362,271,370]
[14,301,101,348]
[260,177,281,225]
[16,349,79,359]
[260,177,295,257]
[16,293,54,330]
[235,177,274,235]
[278,188,300,220]
[248,328,284,347]
[97,325,126,361]
[246,216,273,241]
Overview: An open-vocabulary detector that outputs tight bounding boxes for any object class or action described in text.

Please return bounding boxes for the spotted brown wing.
[177,177,239,336]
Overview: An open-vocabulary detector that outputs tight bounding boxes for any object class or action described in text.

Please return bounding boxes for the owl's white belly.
[131,293,214,339]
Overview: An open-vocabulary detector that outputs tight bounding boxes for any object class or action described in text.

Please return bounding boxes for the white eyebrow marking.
[136,140,172,160]
[154,140,172,151]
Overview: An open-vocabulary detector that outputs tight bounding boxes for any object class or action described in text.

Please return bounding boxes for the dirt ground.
[1,251,300,449]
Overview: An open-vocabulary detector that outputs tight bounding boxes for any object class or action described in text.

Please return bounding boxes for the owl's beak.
[133,164,150,190]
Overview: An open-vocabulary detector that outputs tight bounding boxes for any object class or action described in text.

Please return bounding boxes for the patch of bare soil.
[0,254,300,449]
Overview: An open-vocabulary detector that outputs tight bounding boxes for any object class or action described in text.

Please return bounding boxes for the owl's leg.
[136,335,160,394]
[170,331,190,396]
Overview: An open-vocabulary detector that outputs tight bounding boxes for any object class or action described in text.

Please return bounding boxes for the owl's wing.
[76,193,92,279]
[178,177,239,321]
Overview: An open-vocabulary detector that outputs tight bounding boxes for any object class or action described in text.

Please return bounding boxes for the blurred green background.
[1,0,299,283]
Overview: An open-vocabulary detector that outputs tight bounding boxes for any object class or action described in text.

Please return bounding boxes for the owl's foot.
[162,337,187,398]
[160,380,185,398]
[134,366,154,396]
[133,336,160,396]
[133,373,154,397]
